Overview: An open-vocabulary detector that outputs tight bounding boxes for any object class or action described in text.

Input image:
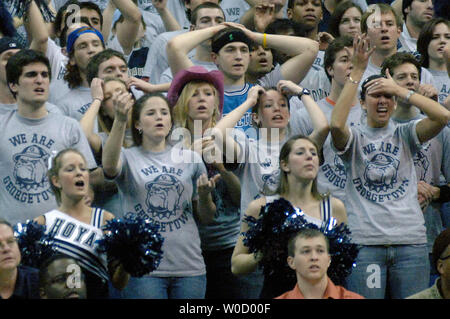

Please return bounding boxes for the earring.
[138,128,143,134]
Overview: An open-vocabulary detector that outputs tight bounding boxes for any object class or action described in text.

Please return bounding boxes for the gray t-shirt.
[0,111,96,225]
[111,145,207,277]
[221,0,251,23]
[359,61,435,94]
[393,115,450,252]
[159,59,217,84]
[143,29,193,84]
[0,102,62,116]
[46,37,70,105]
[427,69,449,106]
[197,165,241,251]
[234,121,309,218]
[333,120,427,245]
[57,86,95,122]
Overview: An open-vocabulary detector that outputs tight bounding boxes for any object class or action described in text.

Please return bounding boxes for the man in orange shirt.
[276,228,364,299]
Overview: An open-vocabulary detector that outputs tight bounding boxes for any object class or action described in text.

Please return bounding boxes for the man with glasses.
[408,228,450,299]
[0,219,40,299]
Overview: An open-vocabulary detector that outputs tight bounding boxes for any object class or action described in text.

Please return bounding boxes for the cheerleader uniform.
[44,208,109,299]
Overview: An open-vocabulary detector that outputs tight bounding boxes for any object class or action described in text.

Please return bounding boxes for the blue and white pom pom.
[243,197,359,285]
[0,1,16,37]
[14,220,57,269]
[97,213,164,277]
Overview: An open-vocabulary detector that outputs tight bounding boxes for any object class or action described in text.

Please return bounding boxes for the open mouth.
[197,105,208,111]
[155,123,165,128]
[34,88,45,93]
[377,106,388,114]
[272,115,284,121]
[380,36,390,42]
[75,180,85,187]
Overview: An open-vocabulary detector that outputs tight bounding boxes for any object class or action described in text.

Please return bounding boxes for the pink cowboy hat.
[167,65,224,115]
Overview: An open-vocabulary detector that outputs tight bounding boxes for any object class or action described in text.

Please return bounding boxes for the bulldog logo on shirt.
[145,174,184,220]
[333,155,346,176]
[413,149,430,181]
[12,145,50,191]
[363,153,400,192]
[261,170,280,195]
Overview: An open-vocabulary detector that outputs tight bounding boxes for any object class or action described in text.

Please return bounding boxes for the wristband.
[263,33,267,49]
[405,90,415,103]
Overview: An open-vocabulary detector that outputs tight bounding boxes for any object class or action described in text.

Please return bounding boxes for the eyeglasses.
[0,237,18,250]
[439,254,450,261]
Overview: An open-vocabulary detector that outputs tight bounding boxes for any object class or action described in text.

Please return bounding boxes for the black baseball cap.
[0,37,24,55]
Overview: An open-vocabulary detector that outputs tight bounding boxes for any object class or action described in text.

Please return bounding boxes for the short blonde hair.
[172,81,220,129]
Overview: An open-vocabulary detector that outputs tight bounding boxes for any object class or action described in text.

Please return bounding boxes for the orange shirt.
[275,278,365,299]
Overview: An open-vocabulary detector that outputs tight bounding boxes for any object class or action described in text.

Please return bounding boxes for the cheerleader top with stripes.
[265,194,332,227]
[43,208,109,282]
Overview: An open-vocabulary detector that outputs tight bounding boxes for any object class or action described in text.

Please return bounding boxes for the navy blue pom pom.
[0,1,16,37]
[243,198,359,285]
[8,0,55,22]
[14,220,57,269]
[97,213,164,277]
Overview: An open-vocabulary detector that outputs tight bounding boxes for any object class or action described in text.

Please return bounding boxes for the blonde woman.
[167,65,245,298]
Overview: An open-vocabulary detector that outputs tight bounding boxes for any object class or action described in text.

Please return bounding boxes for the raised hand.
[197,173,221,197]
[90,77,104,102]
[113,91,133,123]
[364,68,400,97]
[247,85,265,107]
[417,84,438,102]
[254,3,276,33]
[318,32,334,51]
[277,80,303,96]
[350,34,375,72]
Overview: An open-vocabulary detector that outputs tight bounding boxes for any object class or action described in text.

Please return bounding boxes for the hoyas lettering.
[48,218,99,248]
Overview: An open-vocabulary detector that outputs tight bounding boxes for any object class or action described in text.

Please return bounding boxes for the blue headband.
[66,27,105,54]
